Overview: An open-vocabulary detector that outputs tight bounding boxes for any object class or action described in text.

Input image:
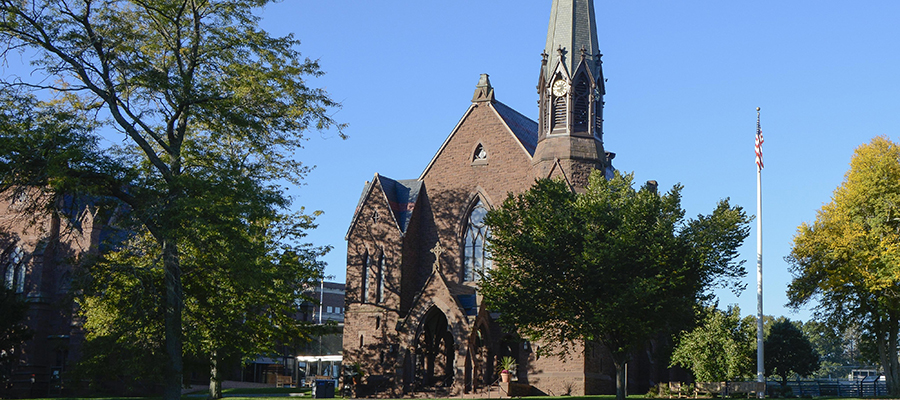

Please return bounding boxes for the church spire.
[544,0,601,82]
[533,0,610,188]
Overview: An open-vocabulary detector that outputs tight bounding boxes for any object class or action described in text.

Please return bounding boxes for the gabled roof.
[346,174,422,239]
[396,260,471,333]
[378,176,422,233]
[493,101,538,156]
[419,100,538,180]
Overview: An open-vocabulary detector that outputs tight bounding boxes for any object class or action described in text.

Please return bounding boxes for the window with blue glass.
[463,200,491,281]
[3,246,25,294]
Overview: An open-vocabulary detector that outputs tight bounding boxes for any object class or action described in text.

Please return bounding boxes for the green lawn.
[25,386,311,400]
[20,395,885,400]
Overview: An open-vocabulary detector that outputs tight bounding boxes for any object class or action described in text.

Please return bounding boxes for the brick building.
[298,281,347,324]
[342,0,669,396]
[242,281,347,386]
[0,193,103,398]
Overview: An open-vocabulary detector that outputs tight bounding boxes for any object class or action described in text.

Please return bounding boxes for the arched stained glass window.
[463,200,491,282]
[361,251,369,303]
[3,246,25,294]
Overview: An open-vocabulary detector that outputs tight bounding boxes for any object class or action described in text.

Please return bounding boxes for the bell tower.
[533,0,613,187]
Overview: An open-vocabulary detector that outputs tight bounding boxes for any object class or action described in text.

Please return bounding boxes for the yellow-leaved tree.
[788,136,900,395]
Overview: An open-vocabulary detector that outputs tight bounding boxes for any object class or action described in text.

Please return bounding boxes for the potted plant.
[351,362,366,384]
[498,356,516,383]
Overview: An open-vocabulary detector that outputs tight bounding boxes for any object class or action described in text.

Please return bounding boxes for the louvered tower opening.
[552,95,566,130]
[572,73,590,132]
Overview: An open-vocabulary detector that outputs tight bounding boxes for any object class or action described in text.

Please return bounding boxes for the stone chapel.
[342,0,667,396]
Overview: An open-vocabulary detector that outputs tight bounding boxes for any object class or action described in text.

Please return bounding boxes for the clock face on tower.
[552,79,568,97]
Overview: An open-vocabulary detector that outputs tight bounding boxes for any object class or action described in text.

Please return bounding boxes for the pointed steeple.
[539,0,605,140]
[544,0,601,82]
[533,0,611,188]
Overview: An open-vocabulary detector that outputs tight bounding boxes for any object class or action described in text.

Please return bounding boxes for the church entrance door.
[464,325,491,393]
[413,306,455,390]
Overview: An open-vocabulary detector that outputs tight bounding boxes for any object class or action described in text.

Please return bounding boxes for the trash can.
[314,379,335,398]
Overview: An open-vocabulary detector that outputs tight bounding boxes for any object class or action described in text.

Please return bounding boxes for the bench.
[276,375,293,388]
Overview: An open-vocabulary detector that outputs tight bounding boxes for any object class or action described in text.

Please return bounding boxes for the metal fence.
[776,376,887,397]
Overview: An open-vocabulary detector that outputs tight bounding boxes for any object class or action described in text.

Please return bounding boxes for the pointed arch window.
[572,72,590,131]
[376,253,385,304]
[473,144,487,161]
[59,271,72,294]
[463,200,491,282]
[361,251,370,303]
[3,246,25,294]
[594,78,604,138]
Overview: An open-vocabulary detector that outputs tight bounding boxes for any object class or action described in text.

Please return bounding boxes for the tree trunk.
[877,313,900,396]
[209,350,223,399]
[163,237,183,400]
[614,359,626,400]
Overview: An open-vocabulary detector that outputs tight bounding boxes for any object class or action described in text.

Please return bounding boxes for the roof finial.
[472,73,495,103]
[580,45,588,59]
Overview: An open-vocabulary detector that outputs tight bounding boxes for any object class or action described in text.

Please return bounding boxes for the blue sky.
[261,1,900,323]
[5,1,897,323]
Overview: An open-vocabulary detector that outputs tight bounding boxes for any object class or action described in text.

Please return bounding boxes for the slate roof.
[378,176,422,233]
[493,101,538,156]
[350,179,375,227]
[545,0,601,80]
[348,174,422,238]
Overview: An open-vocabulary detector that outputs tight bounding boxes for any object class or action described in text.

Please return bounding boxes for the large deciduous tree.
[801,321,868,378]
[0,1,343,398]
[76,211,330,398]
[764,319,820,389]
[480,171,751,400]
[670,306,756,383]
[787,136,900,396]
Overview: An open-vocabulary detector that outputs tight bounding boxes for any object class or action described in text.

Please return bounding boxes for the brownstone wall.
[532,135,606,188]
[420,102,536,284]
[0,192,98,398]
[343,97,621,397]
[399,190,435,316]
[342,179,405,381]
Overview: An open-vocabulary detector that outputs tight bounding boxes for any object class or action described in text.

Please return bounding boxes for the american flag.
[755,114,764,170]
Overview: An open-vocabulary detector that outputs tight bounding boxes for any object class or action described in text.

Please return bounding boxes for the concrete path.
[182,380,306,397]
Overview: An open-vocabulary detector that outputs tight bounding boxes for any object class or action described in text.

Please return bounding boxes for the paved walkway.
[182,380,305,397]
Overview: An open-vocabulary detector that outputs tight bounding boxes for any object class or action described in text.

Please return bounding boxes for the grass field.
[18,392,888,400]
[17,397,884,400]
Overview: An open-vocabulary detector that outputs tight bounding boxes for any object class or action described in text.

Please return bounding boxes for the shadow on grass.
[25,386,311,400]
[22,395,884,400]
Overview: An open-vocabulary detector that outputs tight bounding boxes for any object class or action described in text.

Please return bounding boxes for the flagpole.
[755,107,765,398]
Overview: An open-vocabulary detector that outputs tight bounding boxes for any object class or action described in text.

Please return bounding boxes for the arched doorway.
[464,324,492,393]
[413,306,455,389]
